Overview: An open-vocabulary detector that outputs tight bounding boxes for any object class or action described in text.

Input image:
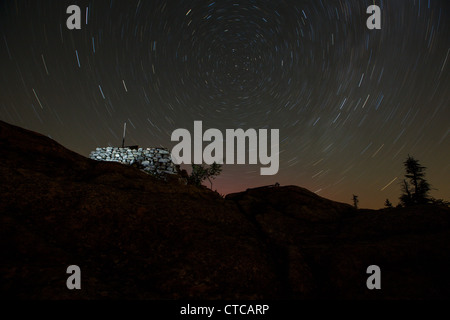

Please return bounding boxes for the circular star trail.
[0,0,449,208]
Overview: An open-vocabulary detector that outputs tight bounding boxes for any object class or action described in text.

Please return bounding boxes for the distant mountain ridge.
[1,120,449,299]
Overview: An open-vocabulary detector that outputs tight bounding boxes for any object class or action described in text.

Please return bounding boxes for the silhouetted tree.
[188,164,207,186]
[400,155,431,206]
[352,194,359,209]
[205,162,222,189]
[384,198,393,208]
[188,162,222,189]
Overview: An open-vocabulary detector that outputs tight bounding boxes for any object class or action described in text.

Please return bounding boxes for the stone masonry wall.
[89,147,177,176]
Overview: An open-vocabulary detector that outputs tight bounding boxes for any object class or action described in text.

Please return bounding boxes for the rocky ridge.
[1,120,449,300]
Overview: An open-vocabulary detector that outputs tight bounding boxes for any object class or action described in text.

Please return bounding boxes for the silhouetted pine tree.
[400,155,431,206]
[384,199,393,208]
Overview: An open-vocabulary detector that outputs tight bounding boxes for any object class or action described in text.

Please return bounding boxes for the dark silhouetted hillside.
[1,120,449,299]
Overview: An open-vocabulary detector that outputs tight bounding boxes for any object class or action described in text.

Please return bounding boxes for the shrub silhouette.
[188,162,222,189]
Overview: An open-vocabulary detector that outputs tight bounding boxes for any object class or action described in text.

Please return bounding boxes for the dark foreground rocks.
[1,120,449,299]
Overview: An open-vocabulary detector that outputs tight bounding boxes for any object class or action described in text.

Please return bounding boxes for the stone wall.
[89,147,177,176]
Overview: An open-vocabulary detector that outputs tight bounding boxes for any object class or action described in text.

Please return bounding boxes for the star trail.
[0,0,449,208]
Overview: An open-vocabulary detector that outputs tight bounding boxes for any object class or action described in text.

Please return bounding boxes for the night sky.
[1,0,449,209]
